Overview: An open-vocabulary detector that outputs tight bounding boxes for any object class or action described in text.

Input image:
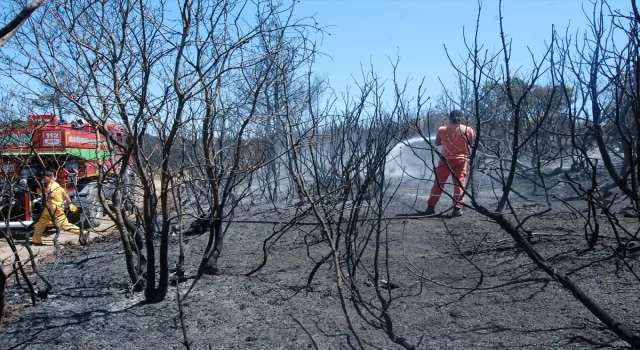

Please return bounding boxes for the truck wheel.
[82,185,103,228]
[123,196,135,213]
[69,183,103,229]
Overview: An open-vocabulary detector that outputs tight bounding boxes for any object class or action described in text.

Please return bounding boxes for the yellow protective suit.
[32,181,80,244]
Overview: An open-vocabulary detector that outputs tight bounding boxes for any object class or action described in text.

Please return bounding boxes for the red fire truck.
[0,114,129,234]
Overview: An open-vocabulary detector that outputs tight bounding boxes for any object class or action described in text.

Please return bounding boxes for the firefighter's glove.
[69,204,78,213]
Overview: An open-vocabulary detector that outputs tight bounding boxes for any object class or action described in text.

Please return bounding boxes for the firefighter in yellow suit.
[32,171,80,245]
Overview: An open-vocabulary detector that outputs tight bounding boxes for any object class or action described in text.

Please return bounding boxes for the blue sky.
[294,0,629,102]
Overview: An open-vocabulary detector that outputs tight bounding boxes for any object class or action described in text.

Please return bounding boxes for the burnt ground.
[1,171,640,350]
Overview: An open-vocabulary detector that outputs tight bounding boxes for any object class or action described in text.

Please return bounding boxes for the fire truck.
[0,114,129,235]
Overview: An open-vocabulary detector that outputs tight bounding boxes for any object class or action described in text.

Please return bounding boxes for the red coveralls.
[427,123,474,209]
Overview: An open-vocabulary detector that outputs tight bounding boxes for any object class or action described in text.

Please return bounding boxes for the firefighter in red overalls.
[424,110,474,217]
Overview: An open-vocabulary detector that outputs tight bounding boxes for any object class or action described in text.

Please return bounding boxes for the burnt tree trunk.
[200,215,224,276]
[0,266,6,324]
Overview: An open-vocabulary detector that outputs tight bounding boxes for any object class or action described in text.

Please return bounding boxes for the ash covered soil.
[1,174,640,350]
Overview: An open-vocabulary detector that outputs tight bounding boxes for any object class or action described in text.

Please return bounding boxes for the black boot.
[451,208,463,217]
[424,206,435,215]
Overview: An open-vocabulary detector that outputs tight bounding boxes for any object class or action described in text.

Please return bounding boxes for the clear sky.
[294,0,629,103]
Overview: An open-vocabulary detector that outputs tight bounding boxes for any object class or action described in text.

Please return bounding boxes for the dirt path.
[0,219,116,268]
